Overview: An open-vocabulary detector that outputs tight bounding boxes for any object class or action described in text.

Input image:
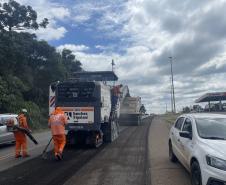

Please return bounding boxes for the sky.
[13,0,226,113]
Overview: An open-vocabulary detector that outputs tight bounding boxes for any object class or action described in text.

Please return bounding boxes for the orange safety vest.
[18,114,29,129]
[48,113,67,135]
[15,113,29,139]
[113,85,121,96]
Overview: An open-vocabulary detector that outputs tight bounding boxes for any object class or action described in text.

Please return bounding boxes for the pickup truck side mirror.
[179,131,192,140]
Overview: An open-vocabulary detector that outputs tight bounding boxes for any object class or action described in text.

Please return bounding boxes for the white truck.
[49,71,129,147]
[119,96,142,126]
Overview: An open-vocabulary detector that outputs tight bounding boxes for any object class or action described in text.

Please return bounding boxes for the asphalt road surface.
[0,130,53,172]
[64,118,151,185]
[0,116,192,185]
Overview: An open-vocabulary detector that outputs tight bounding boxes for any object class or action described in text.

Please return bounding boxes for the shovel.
[42,137,53,159]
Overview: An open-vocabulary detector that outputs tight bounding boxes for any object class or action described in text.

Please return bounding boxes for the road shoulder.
[148,116,191,185]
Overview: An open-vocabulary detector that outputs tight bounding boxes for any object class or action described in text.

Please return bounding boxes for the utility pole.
[111,59,115,72]
[111,59,115,86]
[170,76,173,113]
[169,57,176,113]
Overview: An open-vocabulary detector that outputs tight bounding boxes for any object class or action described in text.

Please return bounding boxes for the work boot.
[22,154,30,158]
[15,154,22,158]
[55,153,62,161]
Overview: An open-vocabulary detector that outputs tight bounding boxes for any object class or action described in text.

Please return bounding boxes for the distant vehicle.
[119,97,142,126]
[0,114,18,145]
[169,113,226,185]
[222,103,226,110]
[192,105,203,112]
[204,103,219,112]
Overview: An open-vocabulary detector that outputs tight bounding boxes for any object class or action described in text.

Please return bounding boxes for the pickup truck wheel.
[169,141,177,162]
[191,161,202,185]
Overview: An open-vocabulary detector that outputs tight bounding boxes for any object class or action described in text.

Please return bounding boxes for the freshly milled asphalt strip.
[64,117,153,185]
[0,118,152,185]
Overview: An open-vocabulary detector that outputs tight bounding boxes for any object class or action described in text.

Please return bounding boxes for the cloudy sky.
[14,0,226,113]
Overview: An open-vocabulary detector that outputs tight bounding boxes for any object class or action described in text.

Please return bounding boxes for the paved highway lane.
[0,126,128,173]
[0,131,53,172]
[64,118,152,185]
[149,116,191,185]
[0,118,151,185]
[0,117,192,185]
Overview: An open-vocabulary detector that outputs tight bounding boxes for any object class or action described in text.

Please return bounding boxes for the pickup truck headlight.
[206,155,226,171]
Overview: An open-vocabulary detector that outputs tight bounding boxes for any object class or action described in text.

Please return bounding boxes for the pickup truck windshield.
[196,118,226,140]
[57,82,97,103]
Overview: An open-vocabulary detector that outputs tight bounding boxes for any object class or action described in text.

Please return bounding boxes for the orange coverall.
[15,113,29,157]
[48,108,67,157]
[113,85,121,96]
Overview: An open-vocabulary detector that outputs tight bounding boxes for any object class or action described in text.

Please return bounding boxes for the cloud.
[57,44,89,52]
[11,0,226,113]
[15,0,69,41]
[74,1,226,113]
[57,44,116,71]
[34,24,67,41]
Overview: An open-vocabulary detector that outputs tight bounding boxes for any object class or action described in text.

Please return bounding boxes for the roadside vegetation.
[0,0,82,129]
[161,113,181,129]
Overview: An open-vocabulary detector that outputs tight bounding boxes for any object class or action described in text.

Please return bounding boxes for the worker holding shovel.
[48,107,67,161]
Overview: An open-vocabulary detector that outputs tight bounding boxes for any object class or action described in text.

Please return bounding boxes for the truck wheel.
[191,161,202,185]
[94,133,103,148]
[169,141,177,162]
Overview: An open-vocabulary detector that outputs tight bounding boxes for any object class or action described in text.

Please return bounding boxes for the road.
[0,131,53,172]
[0,117,192,185]
[64,117,151,185]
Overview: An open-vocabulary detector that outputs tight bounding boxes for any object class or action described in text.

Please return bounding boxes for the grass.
[161,113,181,129]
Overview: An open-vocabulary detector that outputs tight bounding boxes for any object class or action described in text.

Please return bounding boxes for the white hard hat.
[21,109,28,113]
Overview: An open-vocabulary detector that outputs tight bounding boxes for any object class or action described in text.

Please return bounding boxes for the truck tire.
[93,132,103,148]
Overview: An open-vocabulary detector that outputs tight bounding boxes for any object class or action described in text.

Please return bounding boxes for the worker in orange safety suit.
[14,109,30,158]
[112,84,123,109]
[48,107,67,160]
[113,84,123,97]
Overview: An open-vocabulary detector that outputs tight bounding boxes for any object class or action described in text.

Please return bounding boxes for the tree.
[0,1,84,129]
[0,30,83,128]
[183,106,190,113]
[0,0,48,31]
[61,48,82,77]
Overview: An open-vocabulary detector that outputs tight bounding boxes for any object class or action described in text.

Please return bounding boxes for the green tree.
[0,1,83,129]
[0,0,48,31]
[0,31,83,129]
[61,48,82,77]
